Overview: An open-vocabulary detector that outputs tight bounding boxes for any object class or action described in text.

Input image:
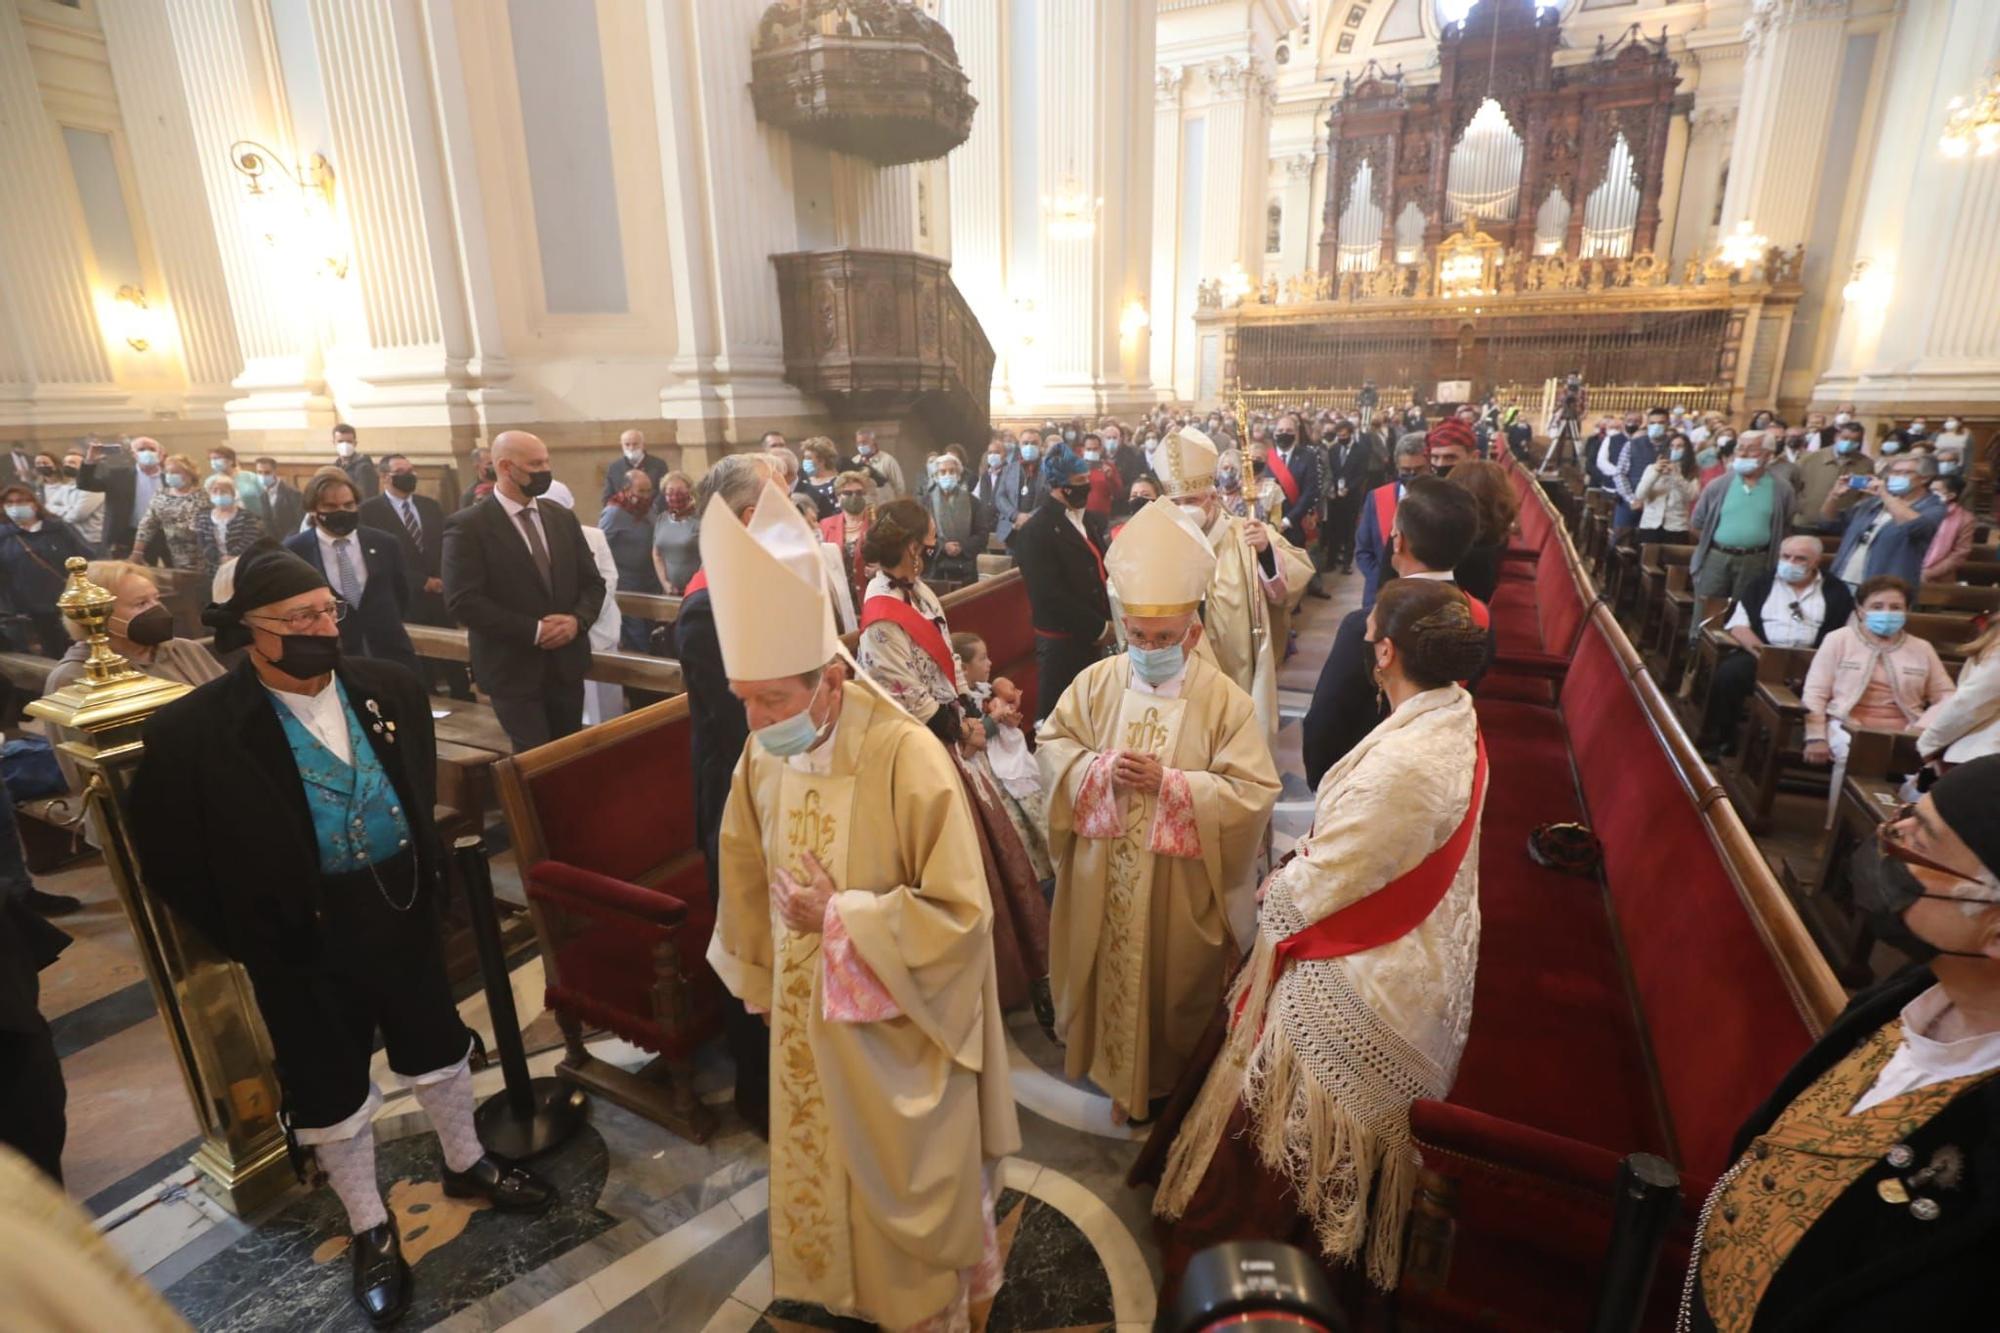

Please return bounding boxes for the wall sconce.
[1842,258,1892,313]
[228,139,349,280]
[1716,220,1767,272]
[1119,299,1150,338]
[110,285,157,352]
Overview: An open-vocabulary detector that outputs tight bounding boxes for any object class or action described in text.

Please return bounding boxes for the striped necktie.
[399,497,421,544]
[332,537,362,607]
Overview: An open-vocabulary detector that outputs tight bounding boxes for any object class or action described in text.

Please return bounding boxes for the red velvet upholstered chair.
[939,569,1040,717]
[494,693,723,1143]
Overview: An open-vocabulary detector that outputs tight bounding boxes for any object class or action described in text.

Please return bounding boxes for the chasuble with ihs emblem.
[1038,651,1280,1113]
[708,681,1020,1329]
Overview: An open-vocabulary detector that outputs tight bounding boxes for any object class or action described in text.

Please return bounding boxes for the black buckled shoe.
[351,1220,411,1327]
[441,1155,555,1214]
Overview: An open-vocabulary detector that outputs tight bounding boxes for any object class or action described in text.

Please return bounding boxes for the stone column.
[97,0,245,419]
[938,0,1009,398]
[1717,0,1850,248]
[1818,0,2000,409]
[1194,57,1270,289]
[157,0,328,434]
[1149,65,1184,400]
[1671,105,1737,268]
[0,0,126,423]
[644,0,814,460]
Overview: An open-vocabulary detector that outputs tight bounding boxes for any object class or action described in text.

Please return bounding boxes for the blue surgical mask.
[1731,456,1760,476]
[1880,440,1901,454]
[1697,448,1719,468]
[1646,423,1664,440]
[4,503,35,525]
[1083,449,1103,463]
[209,458,230,474]
[1938,460,1960,475]
[1127,639,1186,685]
[1885,474,1913,495]
[754,679,828,757]
[1835,438,1860,455]
[1670,447,1686,462]
[135,449,159,467]
[1776,559,1811,585]
[1863,609,1906,638]
[801,458,817,478]
[937,474,960,492]
[1020,445,1040,463]
[209,490,237,509]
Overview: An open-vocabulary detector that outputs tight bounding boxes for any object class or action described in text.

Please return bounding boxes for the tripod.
[1539,409,1582,474]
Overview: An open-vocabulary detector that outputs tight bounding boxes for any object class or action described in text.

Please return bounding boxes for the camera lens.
[1163,1241,1348,1333]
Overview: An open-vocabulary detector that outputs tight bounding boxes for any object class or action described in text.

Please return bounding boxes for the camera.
[1160,1241,1348,1333]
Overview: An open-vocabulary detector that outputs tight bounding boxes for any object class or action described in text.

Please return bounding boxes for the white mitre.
[698,479,840,679]
[1107,497,1216,617]
[1155,425,1219,499]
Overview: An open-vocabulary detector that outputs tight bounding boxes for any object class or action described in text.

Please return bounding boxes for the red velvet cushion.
[946,575,1040,718]
[1559,626,1817,1180]
[525,706,699,886]
[528,859,691,926]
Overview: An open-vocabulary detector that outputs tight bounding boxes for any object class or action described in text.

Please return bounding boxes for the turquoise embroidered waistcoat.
[270,680,413,873]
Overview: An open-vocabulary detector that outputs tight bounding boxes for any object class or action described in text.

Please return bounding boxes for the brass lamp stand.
[25,559,292,1214]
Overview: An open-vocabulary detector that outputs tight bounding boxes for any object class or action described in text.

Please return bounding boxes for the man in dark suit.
[363,454,467,698]
[1304,479,1484,788]
[128,544,554,1325]
[1354,434,1433,608]
[442,431,605,750]
[1265,411,1322,551]
[253,457,305,536]
[1007,444,1111,721]
[75,436,162,559]
[601,428,668,504]
[669,451,770,1134]
[284,470,423,679]
[332,422,380,499]
[1322,419,1375,574]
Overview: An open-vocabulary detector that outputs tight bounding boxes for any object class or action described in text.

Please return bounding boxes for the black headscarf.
[1929,755,2000,881]
[200,539,328,651]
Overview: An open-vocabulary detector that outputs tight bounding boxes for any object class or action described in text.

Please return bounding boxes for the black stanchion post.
[1589,1152,1681,1333]
[453,835,586,1161]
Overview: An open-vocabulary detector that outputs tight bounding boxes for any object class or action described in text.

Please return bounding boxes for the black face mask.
[1273,431,1297,448]
[1397,470,1424,486]
[263,631,342,679]
[316,510,360,537]
[1850,840,1991,963]
[388,472,418,495]
[1061,481,1092,508]
[1435,463,1455,479]
[113,604,175,647]
[1321,428,1339,444]
[515,467,553,498]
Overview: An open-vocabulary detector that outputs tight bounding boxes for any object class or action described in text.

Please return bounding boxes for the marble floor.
[48,574,1362,1331]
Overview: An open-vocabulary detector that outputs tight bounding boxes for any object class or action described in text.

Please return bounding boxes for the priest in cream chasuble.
[697,482,1020,1330]
[1039,499,1281,1120]
[1150,426,1313,745]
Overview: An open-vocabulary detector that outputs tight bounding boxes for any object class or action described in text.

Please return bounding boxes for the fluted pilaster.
[937,0,1007,392]
[97,0,244,411]
[1718,0,1848,247]
[1150,66,1184,397]
[0,0,115,392]
[855,163,919,250]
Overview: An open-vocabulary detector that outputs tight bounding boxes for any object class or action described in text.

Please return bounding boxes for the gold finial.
[54,557,141,687]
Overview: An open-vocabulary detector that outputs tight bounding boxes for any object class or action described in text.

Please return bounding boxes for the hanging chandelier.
[1716,220,1767,272]
[1939,65,2000,158]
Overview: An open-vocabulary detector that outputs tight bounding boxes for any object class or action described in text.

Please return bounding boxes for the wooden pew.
[1807,729,1923,987]
[1720,644,1818,832]
[1917,582,2000,614]
[1631,544,1694,648]
[1648,563,1698,689]
[403,625,684,694]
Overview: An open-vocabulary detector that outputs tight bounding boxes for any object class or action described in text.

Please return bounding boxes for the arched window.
[1267,198,1284,254]
[1446,97,1524,224]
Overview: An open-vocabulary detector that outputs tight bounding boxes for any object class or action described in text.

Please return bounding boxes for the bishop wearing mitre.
[1153,426,1314,744]
[1038,498,1281,1124]
[701,480,1021,1331]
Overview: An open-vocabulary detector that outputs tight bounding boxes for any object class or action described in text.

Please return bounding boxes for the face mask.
[264,631,342,679]
[136,449,160,468]
[1909,422,1927,435]
[801,458,817,478]
[1396,469,1424,486]
[1697,448,1719,468]
[389,472,418,494]
[1944,420,1960,432]
[34,464,54,477]
[1020,445,1040,463]
[1939,460,1960,476]
[665,493,692,515]
[335,440,356,459]
[1646,424,1664,440]
[166,473,192,490]
[1863,609,1906,637]
[1130,494,1154,508]
[1434,462,1455,479]
[1083,449,1103,463]
[1849,839,1997,964]
[1731,456,1760,476]
[937,474,960,492]
[1218,469,1241,491]
[1104,437,1119,452]
[839,493,867,515]
[257,474,277,490]
[61,464,78,478]
[1834,412,1851,425]
[1669,447,1686,462]
[857,442,875,457]
[209,490,236,509]
[3,503,35,524]
[1274,431,1297,447]
[1880,440,1901,454]
[986,452,1003,469]
[622,446,643,463]
[924,461,939,479]
[112,603,175,647]
[1127,637,1187,686]
[317,509,360,537]
[210,458,230,474]
[1625,422,1641,435]
[1834,438,1859,455]
[1885,474,1914,495]
[1063,429,1078,444]
[1061,481,1091,507]
[1776,559,1811,585]
[514,466,553,498]
[754,678,829,757]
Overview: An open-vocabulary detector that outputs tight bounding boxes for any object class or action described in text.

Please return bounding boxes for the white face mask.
[622,445,643,462]
[335,440,356,459]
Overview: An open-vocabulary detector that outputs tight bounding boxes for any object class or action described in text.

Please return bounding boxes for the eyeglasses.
[247,599,349,632]
[1881,806,1995,892]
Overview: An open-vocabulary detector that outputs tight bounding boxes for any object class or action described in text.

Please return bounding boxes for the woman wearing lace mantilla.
[1142,577,1491,1297]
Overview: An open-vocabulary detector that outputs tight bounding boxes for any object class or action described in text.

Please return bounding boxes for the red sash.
[683,569,708,597]
[1276,734,1487,965]
[1266,449,1302,507]
[1371,482,1399,542]
[860,595,957,685]
[1465,593,1490,630]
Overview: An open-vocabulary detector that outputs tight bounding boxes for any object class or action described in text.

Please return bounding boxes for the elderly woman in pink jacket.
[1802,573,1955,822]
